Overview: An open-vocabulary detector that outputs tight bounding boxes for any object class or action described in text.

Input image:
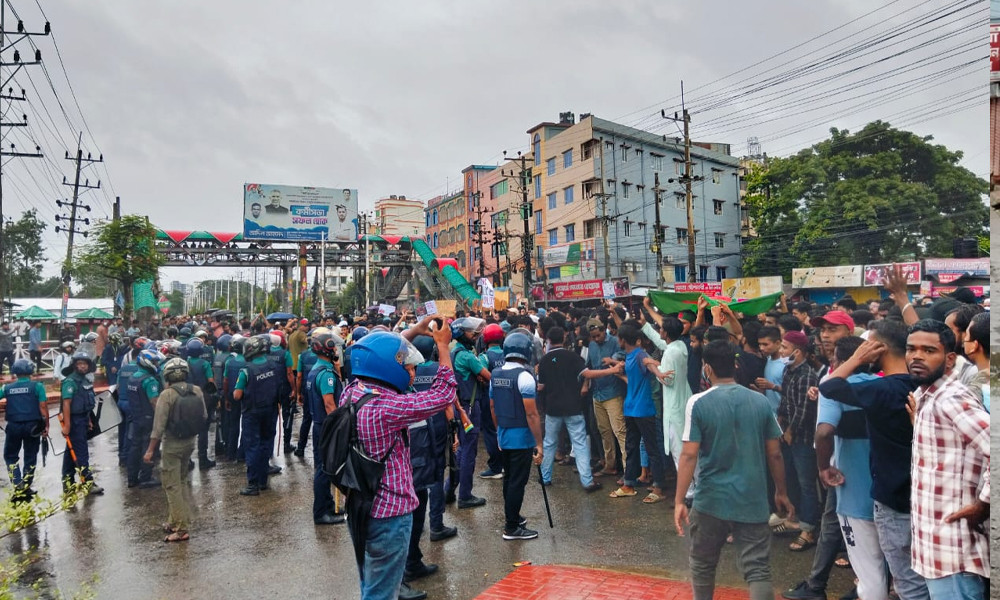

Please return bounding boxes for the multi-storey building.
[423,190,467,271]
[527,112,743,288]
[374,195,425,238]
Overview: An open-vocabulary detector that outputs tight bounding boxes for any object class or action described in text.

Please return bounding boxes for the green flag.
[648,290,782,317]
[132,280,157,310]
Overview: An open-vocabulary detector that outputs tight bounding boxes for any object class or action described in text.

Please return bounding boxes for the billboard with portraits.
[243,183,359,242]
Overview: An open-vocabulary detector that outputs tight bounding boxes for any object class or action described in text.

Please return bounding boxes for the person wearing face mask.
[776,331,820,553]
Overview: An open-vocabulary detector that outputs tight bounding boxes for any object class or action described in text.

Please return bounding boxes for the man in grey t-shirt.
[674,341,793,600]
[0,322,14,376]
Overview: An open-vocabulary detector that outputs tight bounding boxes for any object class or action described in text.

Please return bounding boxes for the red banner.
[550,279,604,300]
[673,282,722,294]
[992,24,1000,75]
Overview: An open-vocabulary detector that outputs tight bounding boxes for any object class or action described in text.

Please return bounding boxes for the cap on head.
[810,311,855,330]
[783,330,810,350]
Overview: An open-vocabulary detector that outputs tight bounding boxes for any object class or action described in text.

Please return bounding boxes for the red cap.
[300,318,309,326]
[810,311,855,330]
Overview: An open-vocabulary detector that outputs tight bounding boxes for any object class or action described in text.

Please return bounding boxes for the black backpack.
[167,383,207,439]
[319,392,398,500]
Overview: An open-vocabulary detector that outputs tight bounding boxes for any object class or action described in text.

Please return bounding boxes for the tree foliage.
[2,210,46,296]
[75,215,164,323]
[742,121,988,279]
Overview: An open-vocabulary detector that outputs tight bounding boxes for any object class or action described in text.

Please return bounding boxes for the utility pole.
[501,152,534,307]
[652,172,664,289]
[0,7,48,305]
[359,211,371,309]
[596,138,613,280]
[470,191,490,281]
[56,133,101,322]
[662,82,702,283]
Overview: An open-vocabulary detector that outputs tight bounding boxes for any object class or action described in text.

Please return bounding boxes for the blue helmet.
[11,358,34,376]
[412,335,435,362]
[137,348,165,373]
[216,334,232,353]
[502,331,533,362]
[351,326,370,342]
[350,331,421,392]
[186,338,205,356]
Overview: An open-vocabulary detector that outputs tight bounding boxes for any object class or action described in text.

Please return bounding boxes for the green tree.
[2,210,46,296]
[75,216,164,325]
[742,122,989,279]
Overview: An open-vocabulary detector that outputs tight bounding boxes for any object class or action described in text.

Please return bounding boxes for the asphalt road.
[0,415,864,600]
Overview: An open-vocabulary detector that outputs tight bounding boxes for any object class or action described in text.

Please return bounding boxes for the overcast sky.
[5,0,987,289]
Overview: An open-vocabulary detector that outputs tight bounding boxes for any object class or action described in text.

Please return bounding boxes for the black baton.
[537,464,553,528]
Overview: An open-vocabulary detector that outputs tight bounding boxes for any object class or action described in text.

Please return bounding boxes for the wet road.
[4,420,858,600]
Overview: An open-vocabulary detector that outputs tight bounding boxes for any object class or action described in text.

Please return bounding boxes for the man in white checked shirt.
[905,319,990,600]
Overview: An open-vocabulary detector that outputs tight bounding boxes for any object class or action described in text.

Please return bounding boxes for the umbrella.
[73,307,114,320]
[14,305,58,320]
[210,309,234,317]
[266,312,296,321]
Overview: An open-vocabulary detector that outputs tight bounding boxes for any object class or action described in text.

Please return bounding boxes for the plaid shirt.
[777,360,819,444]
[341,365,456,519]
[911,371,991,579]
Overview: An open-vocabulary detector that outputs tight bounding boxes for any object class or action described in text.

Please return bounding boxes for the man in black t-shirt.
[537,327,602,492]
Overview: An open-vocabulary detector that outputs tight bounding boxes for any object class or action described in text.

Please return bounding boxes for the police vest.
[224,356,246,400]
[127,370,156,419]
[412,362,438,392]
[485,347,505,372]
[186,357,210,391]
[117,361,139,403]
[306,363,336,419]
[67,373,97,416]
[267,347,290,393]
[490,365,529,429]
[450,346,486,403]
[244,360,279,409]
[408,419,434,490]
[299,350,319,393]
[3,381,39,422]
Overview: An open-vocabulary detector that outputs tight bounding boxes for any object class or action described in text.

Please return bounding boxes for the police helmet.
[161,357,190,383]
[109,332,124,346]
[310,332,339,360]
[450,317,486,340]
[502,331,534,362]
[63,352,96,376]
[178,326,192,337]
[351,326,369,342]
[159,339,182,357]
[269,330,286,348]
[137,349,165,373]
[132,336,148,351]
[243,335,269,361]
[83,332,98,343]
[215,334,232,353]
[412,335,435,362]
[60,340,76,353]
[194,330,208,340]
[350,331,422,392]
[230,336,246,356]
[166,326,179,338]
[186,338,205,356]
[11,359,34,376]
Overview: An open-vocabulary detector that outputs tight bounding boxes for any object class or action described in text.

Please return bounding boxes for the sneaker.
[457,495,486,509]
[293,447,305,457]
[583,482,603,493]
[502,526,538,541]
[403,562,438,582]
[138,479,162,489]
[478,469,503,479]
[314,513,345,525]
[199,459,216,471]
[239,485,260,496]
[87,484,105,496]
[429,526,458,542]
[398,582,427,600]
[781,581,826,600]
[267,464,282,475]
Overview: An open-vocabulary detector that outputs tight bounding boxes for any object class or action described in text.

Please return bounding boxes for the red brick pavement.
[474,565,764,600]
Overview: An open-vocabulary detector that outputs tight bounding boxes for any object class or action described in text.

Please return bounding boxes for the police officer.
[101,332,129,384]
[267,331,295,454]
[294,328,324,457]
[411,335,459,543]
[233,335,280,496]
[186,338,217,470]
[303,331,344,524]
[341,326,369,383]
[222,336,246,462]
[477,323,506,480]
[60,352,104,495]
[0,359,47,501]
[212,334,232,457]
[114,337,146,466]
[450,317,491,508]
[490,331,543,541]
[125,349,165,489]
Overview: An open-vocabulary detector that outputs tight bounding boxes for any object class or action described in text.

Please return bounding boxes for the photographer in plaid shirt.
[905,319,990,600]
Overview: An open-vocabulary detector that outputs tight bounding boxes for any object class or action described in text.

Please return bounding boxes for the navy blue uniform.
[305,359,340,519]
[125,369,159,486]
[61,372,99,486]
[1,378,46,491]
[236,357,280,489]
[296,349,320,453]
